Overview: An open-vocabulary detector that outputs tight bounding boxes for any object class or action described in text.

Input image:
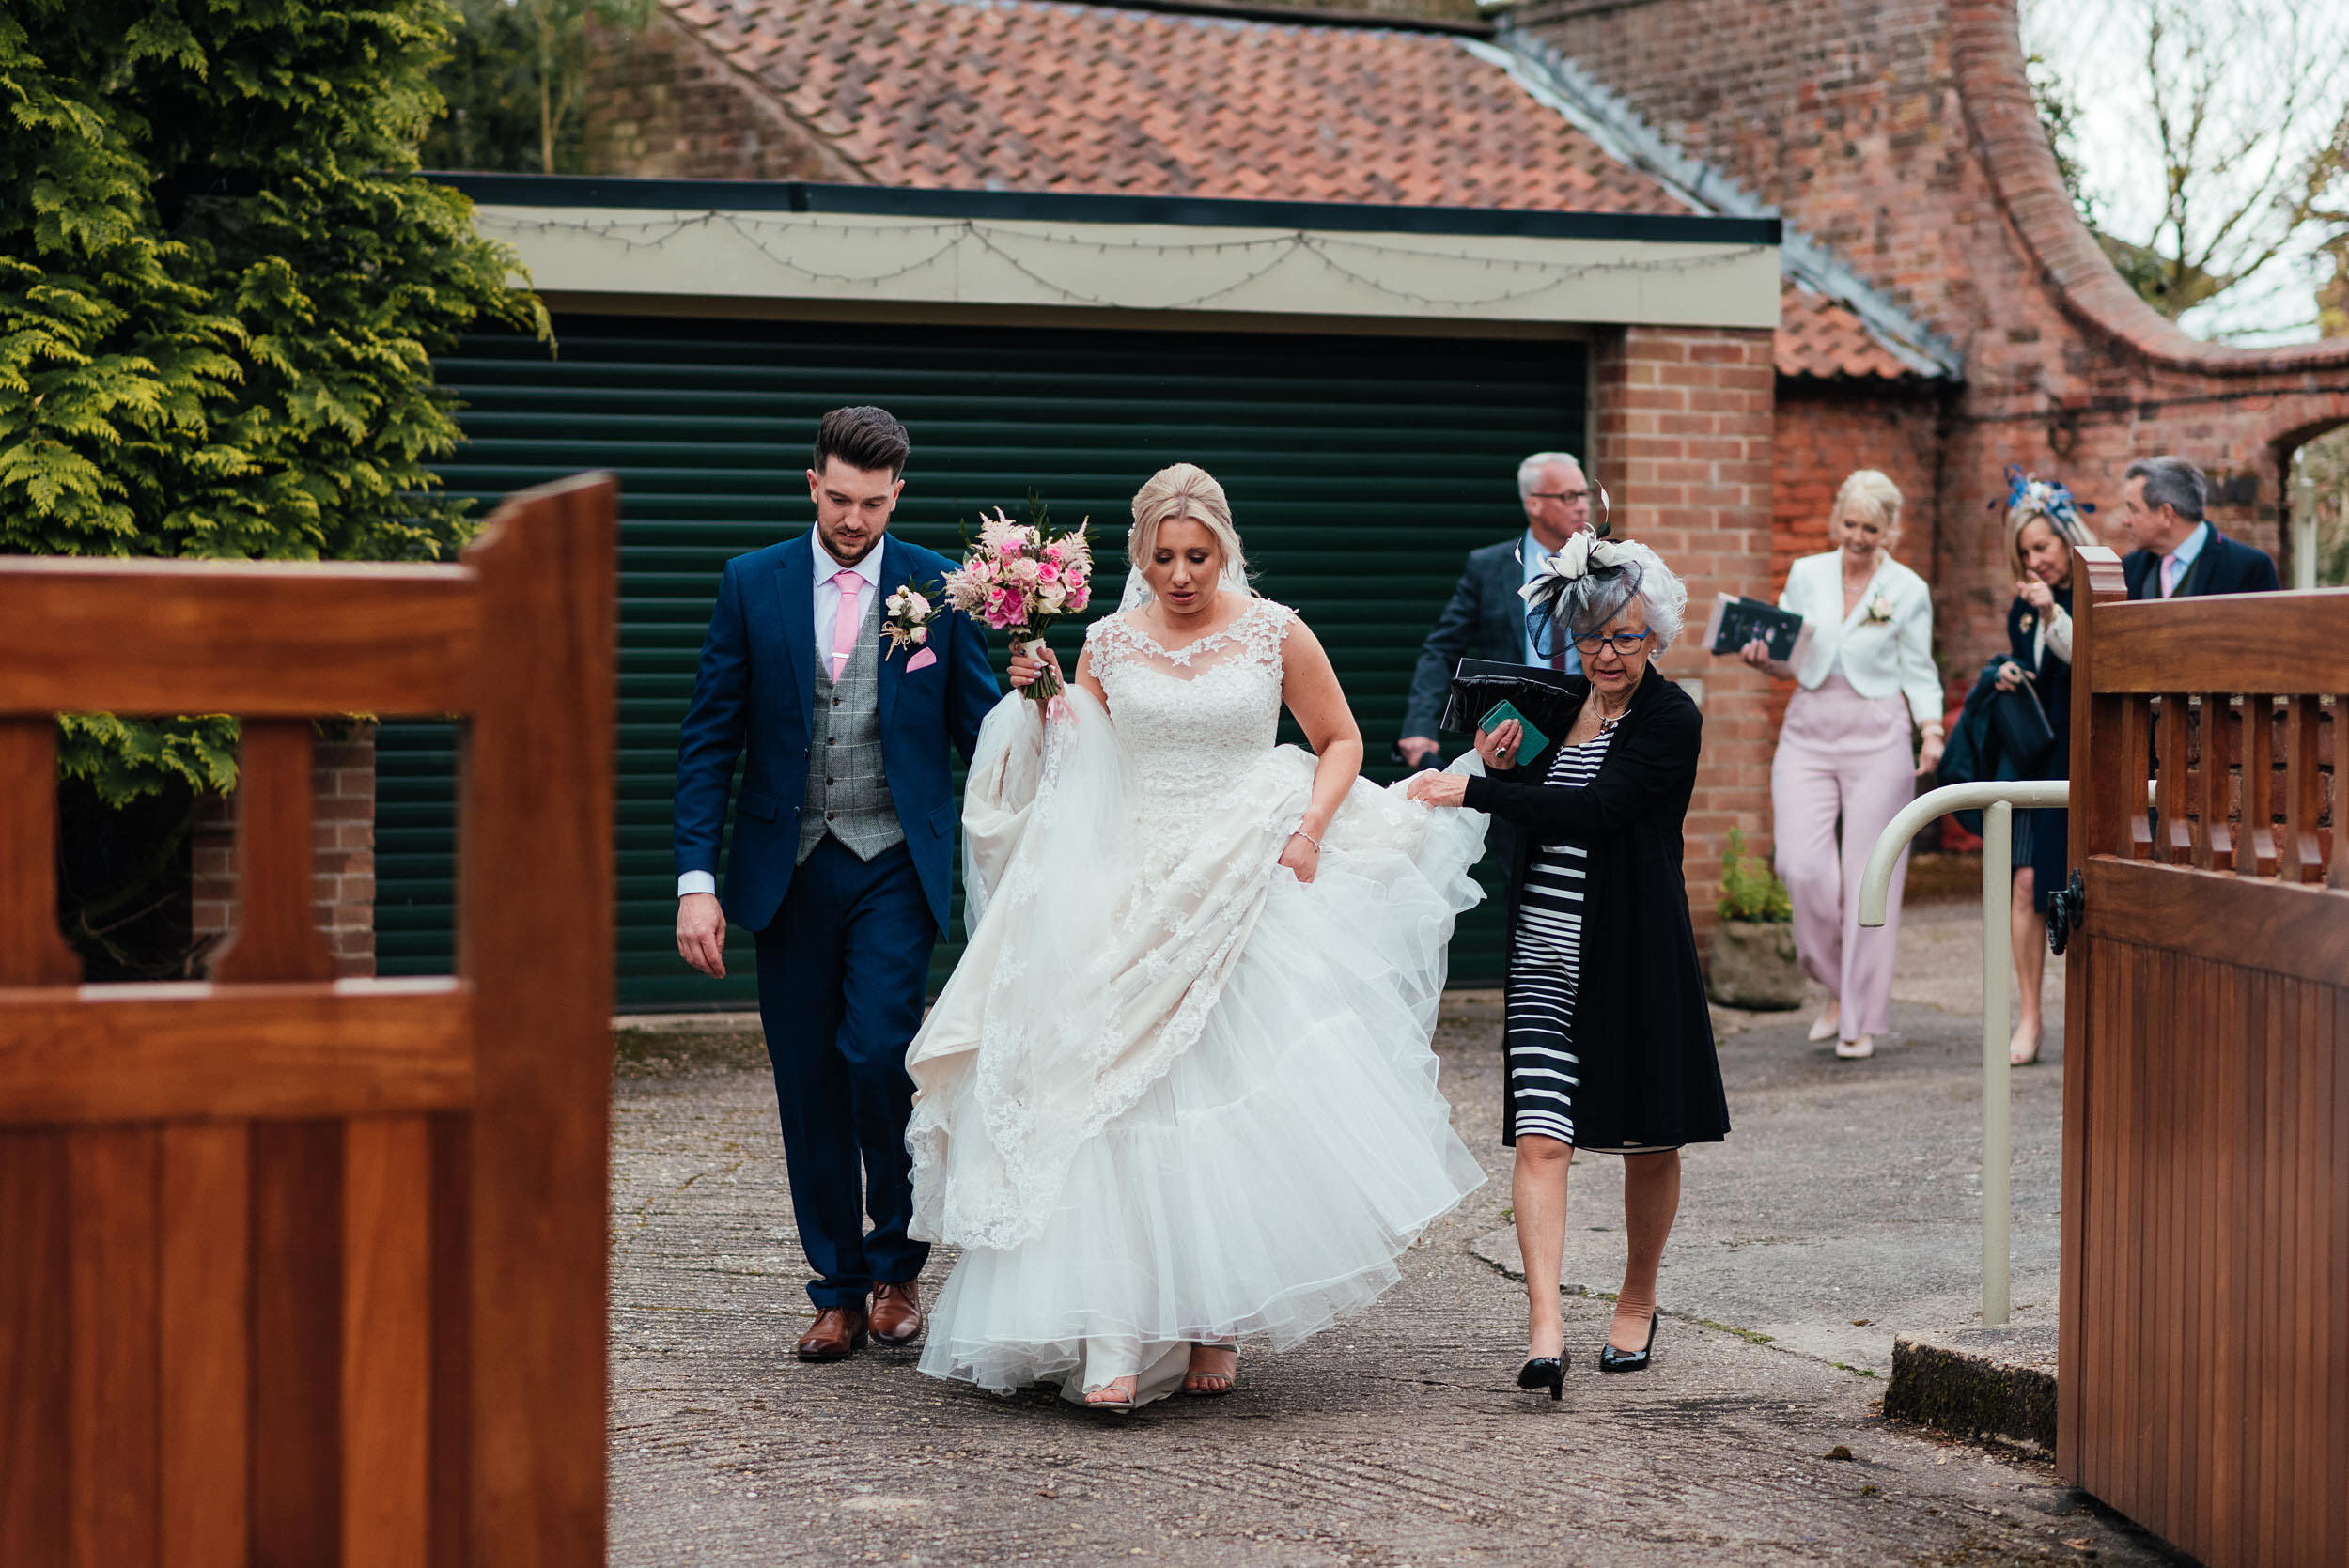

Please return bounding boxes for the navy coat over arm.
[672,533,999,938]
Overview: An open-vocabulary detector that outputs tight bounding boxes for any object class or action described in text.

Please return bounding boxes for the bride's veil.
[1116,561,1251,612]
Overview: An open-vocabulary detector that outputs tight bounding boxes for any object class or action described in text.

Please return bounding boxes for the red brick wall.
[583,11,860,180]
[1591,323,1778,945]
[1769,380,1957,729]
[191,725,376,978]
[1772,381,1949,593]
[1525,0,2349,676]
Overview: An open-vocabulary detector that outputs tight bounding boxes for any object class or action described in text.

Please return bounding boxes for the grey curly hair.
[1526,539,1689,658]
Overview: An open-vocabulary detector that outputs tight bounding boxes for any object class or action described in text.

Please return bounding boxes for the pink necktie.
[829,569,863,680]
[2160,553,2184,598]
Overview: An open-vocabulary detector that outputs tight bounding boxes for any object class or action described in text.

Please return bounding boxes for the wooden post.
[2057,543,2126,1480]
[459,474,614,1568]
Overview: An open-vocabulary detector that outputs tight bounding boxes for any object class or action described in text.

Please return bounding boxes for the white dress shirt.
[678,534,888,899]
[1777,551,1942,727]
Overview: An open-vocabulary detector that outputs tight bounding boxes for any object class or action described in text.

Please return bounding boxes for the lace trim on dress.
[1084,596,1294,679]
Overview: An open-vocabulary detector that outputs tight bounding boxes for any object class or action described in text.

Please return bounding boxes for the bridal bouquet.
[941,506,1094,704]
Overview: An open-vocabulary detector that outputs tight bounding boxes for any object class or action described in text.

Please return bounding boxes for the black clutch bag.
[1991,673,2056,770]
[1439,658,1582,740]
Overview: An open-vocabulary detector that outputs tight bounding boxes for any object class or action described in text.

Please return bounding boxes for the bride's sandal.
[1182,1343,1238,1396]
[1081,1374,1139,1410]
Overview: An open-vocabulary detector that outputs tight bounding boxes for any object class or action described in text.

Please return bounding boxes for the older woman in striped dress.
[1409,539,1728,1395]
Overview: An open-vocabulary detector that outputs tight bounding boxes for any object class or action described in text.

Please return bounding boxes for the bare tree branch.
[2028,0,2349,332]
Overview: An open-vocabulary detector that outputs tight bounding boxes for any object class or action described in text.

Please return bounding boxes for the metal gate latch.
[2046,870,2086,955]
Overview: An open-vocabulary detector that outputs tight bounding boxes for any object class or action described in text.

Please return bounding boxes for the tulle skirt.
[909,700,1488,1405]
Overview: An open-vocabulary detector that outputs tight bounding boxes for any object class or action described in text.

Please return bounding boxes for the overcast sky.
[2019,0,2349,345]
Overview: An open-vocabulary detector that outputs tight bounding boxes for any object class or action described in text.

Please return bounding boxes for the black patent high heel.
[1597,1312,1657,1373]
[1517,1355,1566,1400]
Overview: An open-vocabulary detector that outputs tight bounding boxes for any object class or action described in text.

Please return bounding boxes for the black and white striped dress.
[1504,728,1613,1147]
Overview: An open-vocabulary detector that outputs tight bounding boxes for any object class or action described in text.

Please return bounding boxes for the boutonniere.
[2018,612,2035,633]
[1864,592,1895,624]
[881,582,941,659]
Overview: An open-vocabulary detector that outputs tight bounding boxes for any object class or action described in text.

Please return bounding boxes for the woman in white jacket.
[1740,470,1944,1059]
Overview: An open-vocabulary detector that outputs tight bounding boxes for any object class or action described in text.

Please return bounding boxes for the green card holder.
[1478,700,1549,768]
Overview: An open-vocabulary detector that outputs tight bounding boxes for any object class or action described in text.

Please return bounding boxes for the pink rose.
[1066,583,1091,612]
[1037,562,1061,583]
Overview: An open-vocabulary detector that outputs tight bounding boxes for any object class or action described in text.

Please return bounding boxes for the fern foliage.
[1,1,547,801]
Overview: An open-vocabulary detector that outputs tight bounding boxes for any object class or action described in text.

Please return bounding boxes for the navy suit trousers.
[753,837,934,1310]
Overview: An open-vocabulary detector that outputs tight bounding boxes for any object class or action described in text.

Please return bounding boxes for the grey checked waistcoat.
[798,587,905,864]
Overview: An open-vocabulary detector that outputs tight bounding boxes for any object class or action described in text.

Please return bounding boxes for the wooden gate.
[2059,545,2346,1565]
[0,475,615,1567]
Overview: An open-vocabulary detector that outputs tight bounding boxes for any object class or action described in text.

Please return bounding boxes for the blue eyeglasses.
[1570,630,1653,657]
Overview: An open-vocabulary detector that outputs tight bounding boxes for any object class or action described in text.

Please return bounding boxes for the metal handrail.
[1858,780,2070,1327]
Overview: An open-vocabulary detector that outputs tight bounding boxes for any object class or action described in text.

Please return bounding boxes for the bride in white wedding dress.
[904,463,1490,1409]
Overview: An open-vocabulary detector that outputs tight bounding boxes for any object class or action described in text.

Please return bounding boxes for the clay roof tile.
[656,0,1688,215]
[1776,283,1924,380]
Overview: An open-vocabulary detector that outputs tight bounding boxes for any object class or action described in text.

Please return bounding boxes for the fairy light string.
[474,207,1769,312]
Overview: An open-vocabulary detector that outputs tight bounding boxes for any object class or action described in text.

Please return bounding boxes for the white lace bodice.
[1084,597,1294,832]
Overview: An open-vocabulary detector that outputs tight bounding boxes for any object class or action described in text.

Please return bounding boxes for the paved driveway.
[608,907,2177,1565]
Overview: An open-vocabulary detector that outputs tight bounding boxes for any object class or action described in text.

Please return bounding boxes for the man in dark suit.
[2118,454,2282,600]
[673,406,999,1362]
[1397,450,1595,768]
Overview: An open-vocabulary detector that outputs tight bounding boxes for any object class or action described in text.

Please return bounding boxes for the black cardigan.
[1461,664,1725,1146]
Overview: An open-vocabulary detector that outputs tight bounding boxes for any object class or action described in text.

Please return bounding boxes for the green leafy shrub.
[1717,826,1793,924]
[424,0,654,175]
[2,0,546,804]
[2,2,546,969]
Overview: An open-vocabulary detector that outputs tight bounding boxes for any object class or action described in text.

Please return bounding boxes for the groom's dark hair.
[814,406,910,478]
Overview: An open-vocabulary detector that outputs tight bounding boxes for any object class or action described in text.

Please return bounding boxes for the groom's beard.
[818,520,885,567]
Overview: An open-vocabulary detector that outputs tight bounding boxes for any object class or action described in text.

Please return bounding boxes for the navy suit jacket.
[1403,537,1533,740]
[672,533,1000,937]
[2122,528,2281,600]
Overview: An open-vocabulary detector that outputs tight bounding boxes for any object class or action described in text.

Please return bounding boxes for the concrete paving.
[606,897,2180,1565]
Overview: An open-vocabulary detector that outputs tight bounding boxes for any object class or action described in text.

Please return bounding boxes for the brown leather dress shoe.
[869,1281,925,1346]
[796,1307,867,1362]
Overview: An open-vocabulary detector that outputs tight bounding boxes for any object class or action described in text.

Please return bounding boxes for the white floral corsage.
[1864,592,1895,624]
[882,582,941,658]
[1517,531,1628,603]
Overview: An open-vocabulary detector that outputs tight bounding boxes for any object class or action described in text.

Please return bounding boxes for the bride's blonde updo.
[1128,462,1249,582]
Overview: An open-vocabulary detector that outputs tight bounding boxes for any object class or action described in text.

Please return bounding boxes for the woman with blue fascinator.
[1991,467,2095,1065]
[1409,536,1728,1397]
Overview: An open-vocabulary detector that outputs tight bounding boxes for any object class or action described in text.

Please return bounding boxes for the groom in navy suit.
[673,406,998,1361]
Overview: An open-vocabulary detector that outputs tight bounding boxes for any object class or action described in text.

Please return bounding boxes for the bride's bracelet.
[1291,827,1324,850]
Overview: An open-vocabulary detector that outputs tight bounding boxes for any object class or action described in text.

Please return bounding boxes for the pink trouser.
[1770,675,1916,1040]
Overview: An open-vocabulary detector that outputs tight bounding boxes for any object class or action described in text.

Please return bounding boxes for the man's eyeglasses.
[1527,489,1592,505]
[1569,630,1653,657]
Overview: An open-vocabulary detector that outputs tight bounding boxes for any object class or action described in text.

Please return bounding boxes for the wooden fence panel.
[2060,548,2347,1566]
[0,473,614,1568]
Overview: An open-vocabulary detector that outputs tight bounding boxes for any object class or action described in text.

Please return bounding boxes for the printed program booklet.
[1703,594,1812,665]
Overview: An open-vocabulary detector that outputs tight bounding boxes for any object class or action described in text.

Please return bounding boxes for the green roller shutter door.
[381,314,1585,1009]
